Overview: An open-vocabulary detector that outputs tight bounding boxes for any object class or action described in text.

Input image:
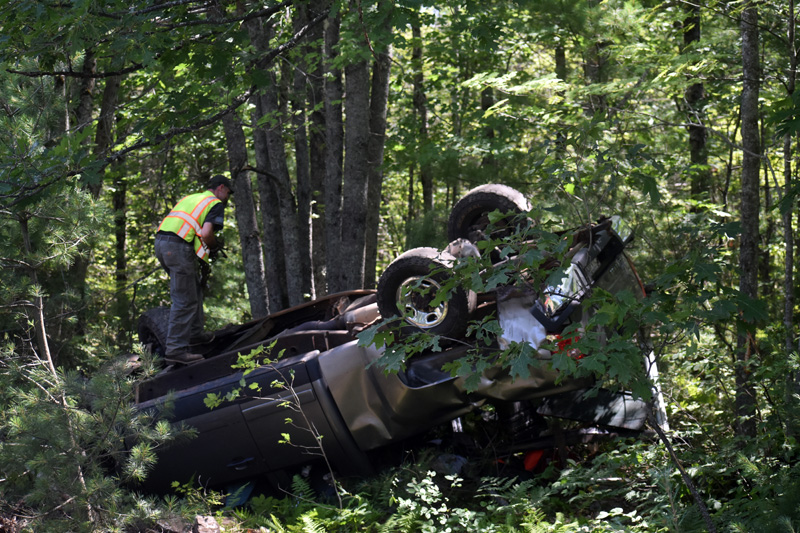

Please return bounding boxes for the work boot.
[190,332,216,345]
[164,352,204,365]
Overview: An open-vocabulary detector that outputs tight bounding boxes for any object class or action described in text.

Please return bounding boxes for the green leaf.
[734,293,768,324]
[508,343,537,379]
[707,298,737,321]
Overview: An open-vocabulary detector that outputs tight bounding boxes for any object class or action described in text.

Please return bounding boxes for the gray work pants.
[155,235,205,356]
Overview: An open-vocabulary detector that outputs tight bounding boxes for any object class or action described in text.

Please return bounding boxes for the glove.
[208,236,225,261]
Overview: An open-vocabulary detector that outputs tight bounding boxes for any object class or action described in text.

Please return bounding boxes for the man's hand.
[209,237,227,261]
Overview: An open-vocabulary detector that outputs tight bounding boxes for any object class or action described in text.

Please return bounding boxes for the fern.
[299,510,327,533]
[290,474,316,502]
[266,514,288,533]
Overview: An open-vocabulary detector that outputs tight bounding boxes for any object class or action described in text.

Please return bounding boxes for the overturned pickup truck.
[135,184,667,493]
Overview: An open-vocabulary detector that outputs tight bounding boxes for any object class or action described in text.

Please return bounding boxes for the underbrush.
[223,429,800,532]
[2,342,799,532]
[209,438,690,532]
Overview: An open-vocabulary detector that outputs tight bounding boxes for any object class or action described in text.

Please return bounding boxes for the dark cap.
[207,174,234,194]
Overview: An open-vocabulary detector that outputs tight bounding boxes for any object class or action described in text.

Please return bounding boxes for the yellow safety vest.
[157,192,221,261]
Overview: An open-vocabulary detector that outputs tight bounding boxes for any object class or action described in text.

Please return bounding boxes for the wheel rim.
[396,276,448,329]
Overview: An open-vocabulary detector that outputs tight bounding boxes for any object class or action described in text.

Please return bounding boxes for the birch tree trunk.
[736,1,760,438]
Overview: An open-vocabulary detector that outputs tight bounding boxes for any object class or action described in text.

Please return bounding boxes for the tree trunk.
[406,164,415,242]
[760,162,772,298]
[480,86,496,169]
[364,1,393,289]
[253,105,288,312]
[448,8,465,204]
[19,215,53,365]
[241,10,287,312]
[736,2,760,438]
[95,75,128,335]
[339,56,371,290]
[555,45,567,82]
[412,21,433,213]
[221,111,270,319]
[94,74,121,182]
[291,2,314,299]
[784,0,798,428]
[243,8,304,308]
[76,50,97,170]
[250,92,301,307]
[324,14,345,293]
[112,169,129,336]
[307,2,328,296]
[583,1,608,115]
[60,50,98,349]
[683,3,710,202]
[257,78,305,306]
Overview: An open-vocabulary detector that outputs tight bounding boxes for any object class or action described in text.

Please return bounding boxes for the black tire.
[377,247,476,339]
[447,184,531,243]
[138,306,170,356]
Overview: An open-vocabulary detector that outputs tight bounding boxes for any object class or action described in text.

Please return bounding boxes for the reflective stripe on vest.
[157,192,220,261]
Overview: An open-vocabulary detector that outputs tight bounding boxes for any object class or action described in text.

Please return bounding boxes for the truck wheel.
[138,307,169,356]
[447,184,531,243]
[377,247,476,339]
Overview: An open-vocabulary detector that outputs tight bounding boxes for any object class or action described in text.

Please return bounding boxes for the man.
[154,175,233,364]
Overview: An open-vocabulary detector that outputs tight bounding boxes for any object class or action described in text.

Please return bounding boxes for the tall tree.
[782,0,799,418]
[411,19,433,213]
[242,4,311,308]
[258,73,305,306]
[305,0,328,296]
[683,2,711,202]
[737,0,761,438]
[323,0,393,291]
[338,55,371,290]
[364,2,393,289]
[290,2,315,299]
[221,110,270,318]
[324,12,345,293]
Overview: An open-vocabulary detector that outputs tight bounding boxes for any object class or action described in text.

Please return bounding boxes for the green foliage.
[167,478,226,516]
[0,182,108,365]
[0,344,194,530]
[0,0,799,529]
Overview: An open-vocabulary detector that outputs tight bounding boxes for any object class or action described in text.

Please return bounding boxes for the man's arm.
[200,221,218,249]
[201,202,225,251]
